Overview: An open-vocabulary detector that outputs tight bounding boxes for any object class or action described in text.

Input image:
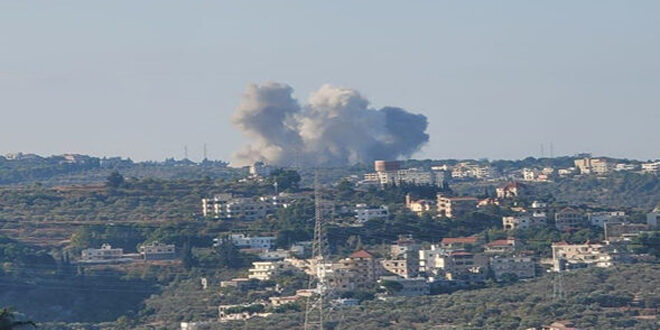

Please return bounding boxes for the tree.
[269,169,301,192]
[106,171,124,189]
[0,308,36,330]
[181,241,196,270]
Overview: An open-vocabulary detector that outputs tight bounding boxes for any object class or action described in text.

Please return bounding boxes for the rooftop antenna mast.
[184,145,188,160]
[203,143,208,161]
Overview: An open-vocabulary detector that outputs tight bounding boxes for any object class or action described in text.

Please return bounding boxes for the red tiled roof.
[349,250,373,259]
[450,251,473,256]
[486,239,514,247]
[441,236,479,244]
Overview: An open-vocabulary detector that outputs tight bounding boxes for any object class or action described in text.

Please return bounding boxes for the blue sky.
[1,1,659,162]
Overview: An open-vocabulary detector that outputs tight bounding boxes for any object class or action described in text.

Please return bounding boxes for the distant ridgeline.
[0,153,236,186]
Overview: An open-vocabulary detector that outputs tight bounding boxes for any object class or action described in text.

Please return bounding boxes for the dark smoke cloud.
[232,82,429,166]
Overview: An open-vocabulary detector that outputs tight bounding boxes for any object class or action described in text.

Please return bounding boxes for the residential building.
[390,234,421,258]
[614,163,638,172]
[542,320,581,330]
[328,250,377,291]
[551,241,618,272]
[496,182,524,199]
[647,206,660,226]
[587,211,627,228]
[440,236,482,249]
[354,204,389,223]
[484,238,518,254]
[229,234,276,250]
[405,194,436,216]
[557,168,576,177]
[139,242,176,260]
[248,261,294,281]
[381,257,417,278]
[489,255,535,281]
[437,195,478,218]
[81,243,123,261]
[378,276,429,296]
[419,245,447,273]
[220,278,252,290]
[451,162,495,179]
[574,157,612,175]
[503,214,546,230]
[202,193,270,220]
[433,251,489,280]
[554,207,585,230]
[365,160,442,186]
[641,162,660,174]
[374,160,401,172]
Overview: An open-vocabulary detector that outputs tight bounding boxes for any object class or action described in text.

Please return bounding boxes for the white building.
[378,276,429,296]
[81,244,123,261]
[502,214,546,230]
[614,163,638,172]
[249,162,275,178]
[139,242,176,260]
[574,157,612,175]
[551,241,617,272]
[229,234,276,250]
[248,261,294,281]
[354,204,389,223]
[587,211,627,228]
[641,162,660,174]
[451,163,494,179]
[202,193,271,221]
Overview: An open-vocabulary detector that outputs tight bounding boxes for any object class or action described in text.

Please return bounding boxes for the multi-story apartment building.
[432,251,489,280]
[381,257,418,279]
[418,245,447,273]
[451,162,494,179]
[554,207,585,230]
[81,243,123,261]
[484,237,518,254]
[328,250,378,291]
[354,204,389,223]
[489,255,535,281]
[365,161,441,186]
[587,211,627,228]
[378,276,429,297]
[248,162,275,178]
[496,182,523,199]
[139,241,176,260]
[551,241,618,272]
[248,260,294,281]
[202,193,270,221]
[437,194,478,218]
[641,162,660,174]
[574,157,612,175]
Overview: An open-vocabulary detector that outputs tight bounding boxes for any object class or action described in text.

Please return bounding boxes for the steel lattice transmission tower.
[304,171,339,330]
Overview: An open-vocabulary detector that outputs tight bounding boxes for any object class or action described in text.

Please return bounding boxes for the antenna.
[184,145,188,160]
[203,143,208,161]
[550,142,554,158]
[540,144,544,158]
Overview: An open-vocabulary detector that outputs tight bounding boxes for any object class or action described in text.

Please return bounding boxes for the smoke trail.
[232,82,429,166]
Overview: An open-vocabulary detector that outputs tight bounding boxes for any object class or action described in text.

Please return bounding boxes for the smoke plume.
[232,82,429,166]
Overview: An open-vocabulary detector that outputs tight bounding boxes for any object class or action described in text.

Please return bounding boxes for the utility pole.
[203,143,208,161]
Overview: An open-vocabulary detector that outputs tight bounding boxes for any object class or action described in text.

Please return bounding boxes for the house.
[248,261,294,281]
[390,234,421,258]
[587,211,627,227]
[551,241,618,272]
[354,204,389,223]
[268,289,313,307]
[419,245,448,273]
[496,182,523,199]
[489,255,535,281]
[139,242,176,260]
[503,214,546,230]
[81,243,123,261]
[647,206,660,226]
[405,194,436,216]
[249,162,275,178]
[378,276,429,296]
[365,160,441,186]
[437,195,478,218]
[484,238,518,254]
[220,278,252,290]
[604,222,650,242]
[229,234,276,251]
[440,236,482,249]
[554,207,585,231]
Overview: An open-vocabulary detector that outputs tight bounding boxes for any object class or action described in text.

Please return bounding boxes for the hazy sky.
[1,1,659,162]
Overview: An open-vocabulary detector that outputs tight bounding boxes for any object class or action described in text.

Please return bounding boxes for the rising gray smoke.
[232,82,429,166]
